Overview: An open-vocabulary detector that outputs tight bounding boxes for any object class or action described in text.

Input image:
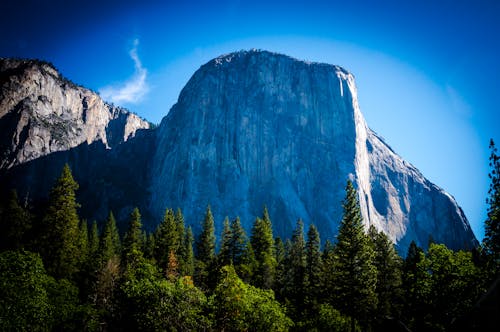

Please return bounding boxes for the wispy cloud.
[100,39,148,104]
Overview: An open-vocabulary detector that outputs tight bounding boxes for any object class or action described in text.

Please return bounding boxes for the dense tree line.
[1,140,500,331]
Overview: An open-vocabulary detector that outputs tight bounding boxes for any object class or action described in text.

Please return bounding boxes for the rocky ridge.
[0,58,150,170]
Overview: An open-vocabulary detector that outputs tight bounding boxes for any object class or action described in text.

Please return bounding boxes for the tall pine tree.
[195,205,216,289]
[154,208,180,270]
[40,164,81,279]
[331,180,377,331]
[368,225,402,320]
[219,217,232,266]
[100,211,121,264]
[305,223,322,308]
[250,207,276,289]
[122,207,144,270]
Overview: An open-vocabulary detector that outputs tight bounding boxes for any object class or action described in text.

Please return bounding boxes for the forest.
[0,140,499,332]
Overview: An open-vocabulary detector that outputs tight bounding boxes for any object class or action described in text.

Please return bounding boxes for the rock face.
[0,58,150,170]
[150,50,477,251]
[0,52,478,252]
[0,58,153,227]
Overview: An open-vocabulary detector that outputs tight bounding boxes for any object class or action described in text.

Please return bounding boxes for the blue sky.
[2,0,499,240]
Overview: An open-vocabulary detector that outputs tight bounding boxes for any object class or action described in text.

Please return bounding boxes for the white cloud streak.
[99,39,148,104]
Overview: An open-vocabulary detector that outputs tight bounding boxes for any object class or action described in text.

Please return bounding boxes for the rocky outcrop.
[0,58,150,170]
[150,50,477,251]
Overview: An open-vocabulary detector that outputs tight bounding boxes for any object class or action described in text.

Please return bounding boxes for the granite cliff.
[150,50,477,251]
[0,52,478,252]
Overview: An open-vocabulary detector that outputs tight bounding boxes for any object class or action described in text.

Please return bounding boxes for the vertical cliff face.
[0,58,150,170]
[149,50,477,251]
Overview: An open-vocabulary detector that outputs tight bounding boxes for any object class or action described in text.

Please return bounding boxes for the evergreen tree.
[77,220,89,267]
[154,208,180,270]
[368,225,402,320]
[100,211,121,264]
[88,221,99,260]
[183,226,195,277]
[196,205,216,263]
[219,217,232,266]
[250,207,276,289]
[195,205,216,289]
[483,139,500,270]
[39,164,81,279]
[402,240,428,330]
[230,217,248,266]
[175,208,186,270]
[305,223,322,308]
[283,219,307,317]
[331,180,377,331]
[122,207,144,270]
[0,190,31,251]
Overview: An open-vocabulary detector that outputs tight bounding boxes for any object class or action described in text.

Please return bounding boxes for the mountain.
[0,58,154,225]
[0,52,478,252]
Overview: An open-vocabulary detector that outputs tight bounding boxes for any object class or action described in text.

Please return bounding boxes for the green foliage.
[195,205,216,289]
[251,207,277,289]
[368,225,403,319]
[40,164,81,279]
[122,274,209,331]
[484,139,500,270]
[182,226,195,277]
[310,304,356,332]
[154,208,180,270]
[219,217,232,266]
[88,221,99,260]
[305,223,322,308]
[210,265,292,331]
[99,211,121,264]
[196,205,216,263]
[419,243,484,331]
[0,250,51,331]
[330,180,377,330]
[281,219,307,318]
[122,208,145,271]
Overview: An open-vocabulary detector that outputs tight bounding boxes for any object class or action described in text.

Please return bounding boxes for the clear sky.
[1,0,499,240]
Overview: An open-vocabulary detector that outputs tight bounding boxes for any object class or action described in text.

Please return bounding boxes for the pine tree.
[175,208,186,270]
[368,225,402,320]
[88,221,99,260]
[484,139,500,270]
[250,207,276,289]
[122,207,144,270]
[154,208,180,270]
[230,217,248,266]
[195,205,216,289]
[100,211,121,264]
[283,219,307,317]
[331,180,377,331]
[183,226,195,277]
[196,205,216,263]
[77,220,89,267]
[40,164,81,279]
[305,224,322,307]
[219,217,232,266]
[402,240,428,330]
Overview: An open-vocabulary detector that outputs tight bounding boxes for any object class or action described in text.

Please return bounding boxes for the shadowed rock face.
[0,52,477,253]
[150,50,477,252]
[0,58,150,170]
